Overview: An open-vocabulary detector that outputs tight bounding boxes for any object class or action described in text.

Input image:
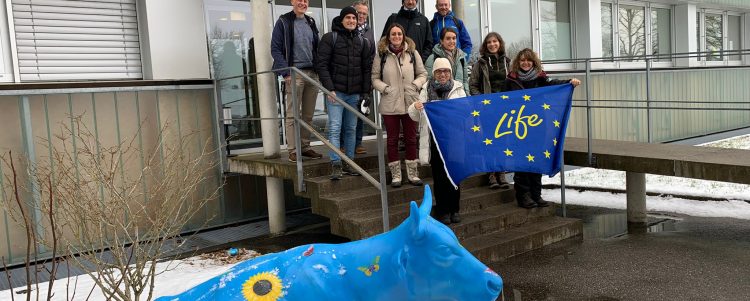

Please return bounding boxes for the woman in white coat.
[407,57,467,225]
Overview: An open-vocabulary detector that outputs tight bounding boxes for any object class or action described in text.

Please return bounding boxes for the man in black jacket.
[316,7,373,180]
[381,0,433,62]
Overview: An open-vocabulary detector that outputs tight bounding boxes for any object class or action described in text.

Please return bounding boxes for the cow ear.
[419,185,433,217]
[408,201,426,240]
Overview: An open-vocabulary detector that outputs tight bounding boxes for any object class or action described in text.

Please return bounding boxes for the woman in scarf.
[503,48,581,209]
[408,58,467,224]
[424,27,469,95]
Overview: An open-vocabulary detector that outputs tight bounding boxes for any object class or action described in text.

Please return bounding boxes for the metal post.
[585,59,593,166]
[291,70,305,193]
[213,82,228,172]
[253,0,285,234]
[19,95,46,254]
[376,127,389,232]
[559,157,566,218]
[646,58,652,143]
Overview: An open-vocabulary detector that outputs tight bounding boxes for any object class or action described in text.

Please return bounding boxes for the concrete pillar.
[572,0,602,67]
[626,172,647,224]
[674,4,698,67]
[452,0,464,20]
[252,0,285,234]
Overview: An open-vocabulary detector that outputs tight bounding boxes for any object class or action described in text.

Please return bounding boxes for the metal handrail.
[215,67,392,232]
[542,49,750,65]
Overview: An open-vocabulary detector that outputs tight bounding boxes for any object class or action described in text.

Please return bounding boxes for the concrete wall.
[138,0,211,80]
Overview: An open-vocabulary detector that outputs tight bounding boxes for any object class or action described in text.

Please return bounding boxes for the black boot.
[517,193,538,209]
[534,196,550,207]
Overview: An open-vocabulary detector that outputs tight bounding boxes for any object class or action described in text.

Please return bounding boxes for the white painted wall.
[674,4,698,67]
[0,2,14,82]
[137,0,210,80]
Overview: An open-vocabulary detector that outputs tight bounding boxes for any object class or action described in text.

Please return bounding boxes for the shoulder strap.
[452,16,463,34]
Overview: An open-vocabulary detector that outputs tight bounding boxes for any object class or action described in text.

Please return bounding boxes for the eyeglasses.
[357,11,368,17]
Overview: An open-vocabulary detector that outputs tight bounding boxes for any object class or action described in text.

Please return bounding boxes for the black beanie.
[340,6,357,19]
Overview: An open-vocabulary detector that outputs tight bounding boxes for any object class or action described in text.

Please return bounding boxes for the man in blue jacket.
[430,0,473,61]
[271,0,324,162]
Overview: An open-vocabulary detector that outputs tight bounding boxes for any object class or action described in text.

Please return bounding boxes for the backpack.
[331,31,369,55]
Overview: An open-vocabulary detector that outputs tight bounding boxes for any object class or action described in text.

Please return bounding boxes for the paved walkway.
[491,206,750,301]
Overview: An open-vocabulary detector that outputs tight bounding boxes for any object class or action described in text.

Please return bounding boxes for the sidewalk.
[491,205,750,301]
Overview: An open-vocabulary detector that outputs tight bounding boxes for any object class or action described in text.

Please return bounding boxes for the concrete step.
[463,216,583,263]
[303,165,433,200]
[333,187,519,240]
[313,173,493,219]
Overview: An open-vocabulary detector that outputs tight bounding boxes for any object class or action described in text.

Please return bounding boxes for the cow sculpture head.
[396,185,503,300]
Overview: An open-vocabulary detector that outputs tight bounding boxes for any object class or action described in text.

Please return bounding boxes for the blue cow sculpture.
[155,185,502,301]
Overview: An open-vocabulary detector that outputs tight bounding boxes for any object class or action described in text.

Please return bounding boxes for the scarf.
[389,43,404,56]
[443,47,457,69]
[357,22,369,35]
[428,79,454,101]
[517,68,539,82]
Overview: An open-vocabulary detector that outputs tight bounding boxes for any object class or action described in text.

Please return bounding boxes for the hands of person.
[414,102,424,110]
[570,78,581,87]
[327,91,337,103]
[360,94,371,107]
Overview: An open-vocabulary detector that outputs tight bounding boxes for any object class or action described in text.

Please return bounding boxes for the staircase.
[229,144,582,263]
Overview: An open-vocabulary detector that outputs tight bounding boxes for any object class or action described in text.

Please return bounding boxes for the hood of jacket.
[430,43,467,59]
[377,35,417,55]
[397,6,420,19]
[431,11,456,22]
[331,16,358,36]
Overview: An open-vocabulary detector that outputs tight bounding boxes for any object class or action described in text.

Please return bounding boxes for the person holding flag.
[503,48,580,209]
[408,57,467,225]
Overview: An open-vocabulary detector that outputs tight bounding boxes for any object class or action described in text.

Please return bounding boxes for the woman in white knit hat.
[407,57,467,224]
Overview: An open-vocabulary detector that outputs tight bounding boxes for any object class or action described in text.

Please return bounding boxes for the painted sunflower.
[241,271,283,301]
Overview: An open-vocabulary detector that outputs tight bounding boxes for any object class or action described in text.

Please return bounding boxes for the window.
[696,10,743,62]
[601,2,672,63]
[705,13,723,61]
[618,5,646,61]
[651,8,671,61]
[489,0,532,59]
[602,3,614,59]
[540,0,572,60]
[11,0,143,81]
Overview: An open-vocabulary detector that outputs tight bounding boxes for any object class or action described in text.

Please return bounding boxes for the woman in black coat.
[503,48,580,209]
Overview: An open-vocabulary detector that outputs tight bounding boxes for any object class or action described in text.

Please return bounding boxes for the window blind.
[12,0,143,81]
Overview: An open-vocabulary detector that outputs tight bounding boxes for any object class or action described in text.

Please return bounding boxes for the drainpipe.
[253,0,285,234]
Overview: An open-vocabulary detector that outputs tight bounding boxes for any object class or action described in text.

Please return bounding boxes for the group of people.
[271,0,580,224]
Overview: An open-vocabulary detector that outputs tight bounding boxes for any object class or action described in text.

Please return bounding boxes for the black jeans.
[430,137,460,215]
[513,172,542,201]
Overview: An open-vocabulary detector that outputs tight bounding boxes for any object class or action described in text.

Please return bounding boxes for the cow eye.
[436,246,454,257]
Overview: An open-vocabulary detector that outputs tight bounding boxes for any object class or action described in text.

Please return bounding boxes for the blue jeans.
[355,118,364,147]
[327,92,359,163]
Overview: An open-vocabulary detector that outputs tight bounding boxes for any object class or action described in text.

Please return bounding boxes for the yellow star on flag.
[482,99,491,105]
[526,154,535,162]
[504,148,513,156]
[553,120,560,127]
[523,95,531,101]
[544,150,551,158]
[484,138,493,145]
[553,138,558,146]
[542,103,551,110]
[472,110,480,117]
[501,95,509,100]
[472,125,480,132]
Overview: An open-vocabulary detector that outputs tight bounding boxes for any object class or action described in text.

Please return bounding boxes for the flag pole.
[560,156,567,218]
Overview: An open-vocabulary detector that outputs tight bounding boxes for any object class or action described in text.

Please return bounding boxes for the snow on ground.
[0,256,241,301]
[2,135,750,300]
[544,134,750,200]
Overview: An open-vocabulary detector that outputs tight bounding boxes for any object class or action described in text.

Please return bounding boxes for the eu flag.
[423,84,574,188]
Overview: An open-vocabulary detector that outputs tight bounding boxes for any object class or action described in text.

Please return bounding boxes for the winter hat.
[432,58,452,76]
[340,6,357,19]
